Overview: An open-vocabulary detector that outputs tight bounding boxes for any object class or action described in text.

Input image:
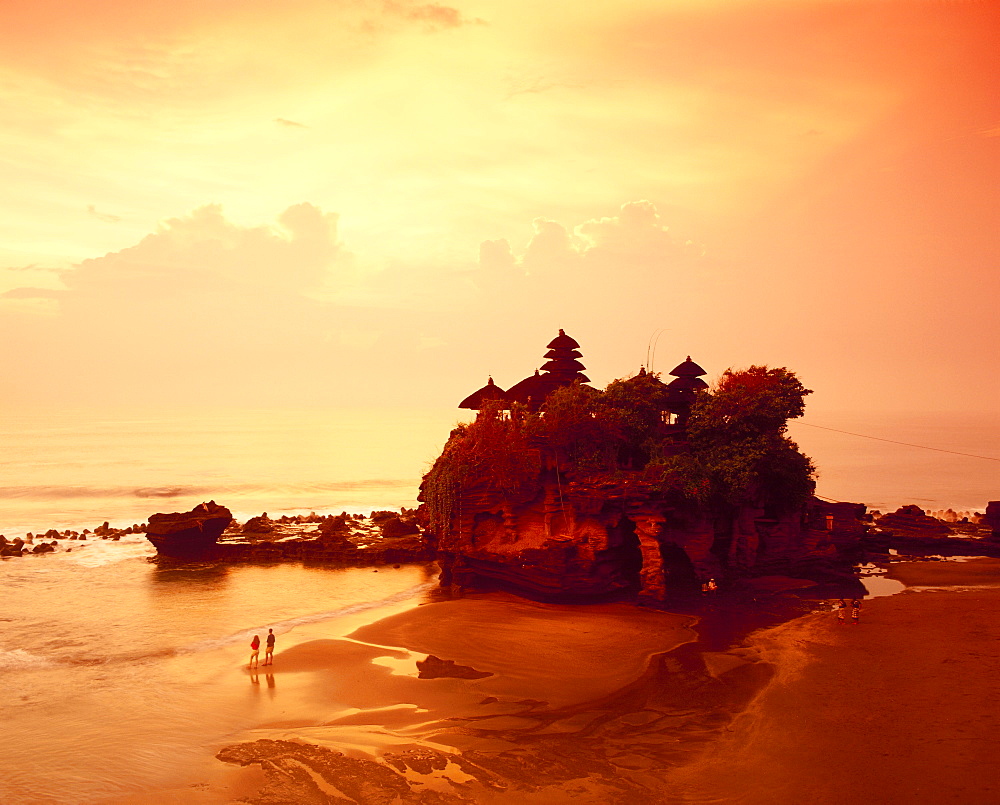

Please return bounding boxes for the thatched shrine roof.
[458,376,510,410]
[507,370,559,405]
[669,356,707,377]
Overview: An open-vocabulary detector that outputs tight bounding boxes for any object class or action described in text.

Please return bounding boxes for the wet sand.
[106,559,1000,804]
[665,559,1000,804]
[185,591,794,804]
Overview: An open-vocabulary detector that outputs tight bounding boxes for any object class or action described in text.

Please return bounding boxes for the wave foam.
[0,648,55,671]
[180,581,436,655]
[60,534,156,568]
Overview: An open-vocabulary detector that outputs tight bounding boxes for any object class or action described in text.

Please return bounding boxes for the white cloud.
[54,203,346,303]
[480,200,694,280]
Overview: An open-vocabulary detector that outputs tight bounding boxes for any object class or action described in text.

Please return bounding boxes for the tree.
[687,366,811,443]
[677,366,816,511]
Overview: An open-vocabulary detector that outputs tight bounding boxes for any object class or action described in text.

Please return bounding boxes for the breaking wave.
[0,648,55,671]
[179,581,436,655]
[0,479,416,501]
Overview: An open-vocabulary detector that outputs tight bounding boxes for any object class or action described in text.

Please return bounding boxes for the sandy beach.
[92,557,1000,805]
[665,558,1000,804]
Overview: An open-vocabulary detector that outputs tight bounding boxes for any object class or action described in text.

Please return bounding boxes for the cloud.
[275,117,308,129]
[87,205,122,223]
[465,201,709,368]
[481,201,692,280]
[54,202,345,303]
[478,238,516,272]
[1,263,67,273]
[0,287,65,299]
[522,218,577,273]
[0,203,372,404]
[380,1,487,31]
[575,200,684,267]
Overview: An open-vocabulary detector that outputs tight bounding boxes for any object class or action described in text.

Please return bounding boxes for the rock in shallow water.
[144,501,233,558]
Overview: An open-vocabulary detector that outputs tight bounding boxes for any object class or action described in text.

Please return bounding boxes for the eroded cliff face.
[432,456,863,602]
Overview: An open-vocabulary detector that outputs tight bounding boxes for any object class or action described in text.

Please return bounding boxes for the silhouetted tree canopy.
[656,366,815,510]
[421,366,816,531]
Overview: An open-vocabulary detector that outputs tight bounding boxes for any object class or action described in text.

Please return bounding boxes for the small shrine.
[664,356,708,426]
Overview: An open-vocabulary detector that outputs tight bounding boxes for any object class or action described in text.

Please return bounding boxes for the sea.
[2,407,996,537]
[1,407,997,802]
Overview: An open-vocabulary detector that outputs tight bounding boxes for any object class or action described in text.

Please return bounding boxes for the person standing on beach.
[851,599,862,625]
[249,634,260,669]
[264,629,275,666]
[836,599,847,624]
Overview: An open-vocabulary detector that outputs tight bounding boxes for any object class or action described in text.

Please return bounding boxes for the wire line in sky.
[797,422,1000,463]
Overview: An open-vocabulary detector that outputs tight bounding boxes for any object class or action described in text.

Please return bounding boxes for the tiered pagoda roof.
[458,330,590,411]
[665,356,709,416]
[506,330,589,408]
[537,329,589,384]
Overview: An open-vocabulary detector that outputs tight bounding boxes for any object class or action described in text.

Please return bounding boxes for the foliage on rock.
[650,366,816,511]
[420,401,541,536]
[422,365,817,533]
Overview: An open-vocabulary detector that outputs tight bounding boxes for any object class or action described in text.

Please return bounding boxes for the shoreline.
[8,500,999,803]
[112,586,833,803]
[100,556,998,805]
[664,560,1000,803]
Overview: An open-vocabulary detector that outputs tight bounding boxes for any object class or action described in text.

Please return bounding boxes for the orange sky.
[1,0,997,413]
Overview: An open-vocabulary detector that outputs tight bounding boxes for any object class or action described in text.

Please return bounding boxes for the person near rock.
[264,629,275,666]
[851,599,862,625]
[249,634,261,668]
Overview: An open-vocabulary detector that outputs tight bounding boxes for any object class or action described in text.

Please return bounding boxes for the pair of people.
[835,599,862,625]
[249,628,276,668]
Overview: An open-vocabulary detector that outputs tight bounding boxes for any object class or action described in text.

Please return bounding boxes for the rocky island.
[420,330,867,602]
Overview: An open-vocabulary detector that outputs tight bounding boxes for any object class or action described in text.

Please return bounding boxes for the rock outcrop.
[415,655,493,680]
[875,505,950,536]
[985,501,1000,540]
[426,458,865,603]
[145,501,233,558]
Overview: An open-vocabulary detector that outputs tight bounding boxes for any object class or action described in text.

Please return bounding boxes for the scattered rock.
[416,654,493,680]
[379,515,421,539]
[985,501,1000,540]
[242,513,275,534]
[876,505,951,536]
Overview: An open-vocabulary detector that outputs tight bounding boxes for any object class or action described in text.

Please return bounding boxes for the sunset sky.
[2,0,997,413]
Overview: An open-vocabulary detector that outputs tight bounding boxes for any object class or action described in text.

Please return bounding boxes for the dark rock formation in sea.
[144,501,233,558]
[1,536,25,557]
[424,464,864,602]
[422,335,864,602]
[379,513,421,539]
[242,513,275,534]
[142,508,434,566]
[875,504,950,536]
[985,501,1000,540]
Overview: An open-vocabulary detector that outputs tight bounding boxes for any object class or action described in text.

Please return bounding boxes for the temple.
[426,331,865,602]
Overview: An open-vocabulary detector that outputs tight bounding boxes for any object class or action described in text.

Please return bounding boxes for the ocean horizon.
[1,406,996,538]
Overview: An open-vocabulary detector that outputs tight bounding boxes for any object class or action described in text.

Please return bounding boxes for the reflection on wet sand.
[216,594,784,804]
